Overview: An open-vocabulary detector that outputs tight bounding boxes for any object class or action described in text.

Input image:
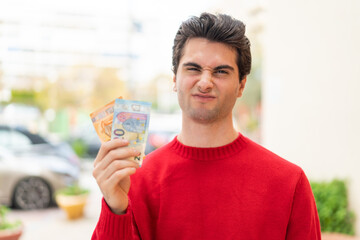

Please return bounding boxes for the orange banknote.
[90,97,122,142]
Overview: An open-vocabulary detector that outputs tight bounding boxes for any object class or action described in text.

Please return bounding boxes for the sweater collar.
[169,133,247,161]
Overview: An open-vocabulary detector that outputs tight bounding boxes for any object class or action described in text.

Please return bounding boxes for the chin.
[189,110,220,124]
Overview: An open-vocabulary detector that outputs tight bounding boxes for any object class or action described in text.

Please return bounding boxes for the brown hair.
[172,12,251,82]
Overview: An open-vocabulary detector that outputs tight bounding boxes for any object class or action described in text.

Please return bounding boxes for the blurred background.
[0,0,359,239]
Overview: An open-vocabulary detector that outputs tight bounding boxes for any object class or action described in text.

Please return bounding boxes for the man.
[92,12,321,239]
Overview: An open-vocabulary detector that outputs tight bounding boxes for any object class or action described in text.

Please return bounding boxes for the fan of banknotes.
[90,97,151,166]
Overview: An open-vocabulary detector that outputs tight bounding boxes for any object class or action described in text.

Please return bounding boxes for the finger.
[94,159,139,183]
[97,147,140,172]
[94,138,129,166]
[104,167,137,189]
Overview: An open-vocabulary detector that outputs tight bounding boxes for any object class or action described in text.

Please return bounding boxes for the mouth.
[192,93,216,102]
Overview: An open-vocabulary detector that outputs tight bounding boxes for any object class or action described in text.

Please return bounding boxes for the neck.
[177,114,239,148]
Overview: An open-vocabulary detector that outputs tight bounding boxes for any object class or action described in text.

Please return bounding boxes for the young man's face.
[173,37,246,124]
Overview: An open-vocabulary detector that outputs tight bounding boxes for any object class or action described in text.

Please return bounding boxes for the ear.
[237,76,247,98]
[173,75,177,92]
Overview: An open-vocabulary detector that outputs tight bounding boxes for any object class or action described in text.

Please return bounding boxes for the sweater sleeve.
[285,171,322,240]
[91,198,141,240]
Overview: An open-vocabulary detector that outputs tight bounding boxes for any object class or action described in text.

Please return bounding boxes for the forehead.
[180,38,238,68]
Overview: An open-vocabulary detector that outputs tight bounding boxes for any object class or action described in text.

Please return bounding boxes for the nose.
[197,71,213,93]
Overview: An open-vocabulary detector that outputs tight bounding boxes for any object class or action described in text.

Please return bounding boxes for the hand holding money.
[90,98,151,214]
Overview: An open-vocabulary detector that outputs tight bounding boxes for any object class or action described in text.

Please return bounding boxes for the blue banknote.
[111,99,151,166]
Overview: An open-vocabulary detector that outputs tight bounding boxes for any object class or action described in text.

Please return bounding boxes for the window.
[0,129,32,149]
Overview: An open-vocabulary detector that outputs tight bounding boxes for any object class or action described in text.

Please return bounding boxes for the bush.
[310,179,355,235]
[70,138,88,158]
[0,205,21,230]
[55,184,89,196]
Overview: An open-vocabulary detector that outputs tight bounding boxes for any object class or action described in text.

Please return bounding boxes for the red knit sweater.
[92,133,321,240]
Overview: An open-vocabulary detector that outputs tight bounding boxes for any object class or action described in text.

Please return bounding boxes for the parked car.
[0,146,79,210]
[0,125,80,169]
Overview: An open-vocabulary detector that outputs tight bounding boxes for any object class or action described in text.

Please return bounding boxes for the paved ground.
[322,233,359,240]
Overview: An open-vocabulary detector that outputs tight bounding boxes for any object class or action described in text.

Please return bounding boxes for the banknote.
[111,99,151,166]
[90,97,122,142]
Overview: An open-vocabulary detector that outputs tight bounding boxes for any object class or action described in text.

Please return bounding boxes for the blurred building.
[0,0,218,132]
[0,0,141,91]
[0,0,145,136]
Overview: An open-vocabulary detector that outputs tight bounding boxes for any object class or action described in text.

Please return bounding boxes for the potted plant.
[0,205,22,240]
[55,184,90,220]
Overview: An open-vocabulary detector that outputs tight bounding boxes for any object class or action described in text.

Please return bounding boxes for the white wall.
[262,0,360,235]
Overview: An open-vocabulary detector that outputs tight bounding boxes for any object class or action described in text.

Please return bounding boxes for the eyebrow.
[182,62,235,72]
[214,65,235,72]
[183,62,202,69]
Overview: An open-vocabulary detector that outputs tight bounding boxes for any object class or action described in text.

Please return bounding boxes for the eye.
[215,69,228,75]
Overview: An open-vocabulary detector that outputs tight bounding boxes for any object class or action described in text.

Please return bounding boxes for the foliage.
[0,205,21,230]
[10,90,36,105]
[70,138,88,158]
[310,179,355,235]
[10,89,43,110]
[7,66,130,113]
[56,184,89,196]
